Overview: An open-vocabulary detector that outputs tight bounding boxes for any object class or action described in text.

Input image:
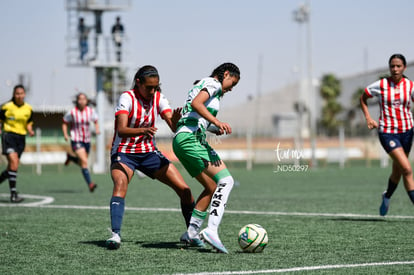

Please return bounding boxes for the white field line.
[0,193,54,207]
[2,194,414,274]
[171,260,414,275]
[1,193,414,220]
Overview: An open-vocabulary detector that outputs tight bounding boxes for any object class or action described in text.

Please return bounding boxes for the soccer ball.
[238,224,268,253]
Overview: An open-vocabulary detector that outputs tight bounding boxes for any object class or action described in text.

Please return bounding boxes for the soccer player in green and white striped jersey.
[173,63,240,253]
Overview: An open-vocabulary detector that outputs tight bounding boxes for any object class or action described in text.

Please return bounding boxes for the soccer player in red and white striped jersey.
[361,54,414,216]
[62,93,99,192]
[106,65,195,249]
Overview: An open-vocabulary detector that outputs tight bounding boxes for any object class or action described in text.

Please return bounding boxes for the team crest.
[389,140,396,148]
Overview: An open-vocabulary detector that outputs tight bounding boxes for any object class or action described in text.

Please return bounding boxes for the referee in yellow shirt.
[0,85,34,203]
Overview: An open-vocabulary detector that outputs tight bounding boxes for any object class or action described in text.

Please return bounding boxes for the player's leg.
[379,133,404,215]
[0,135,7,183]
[200,162,234,253]
[75,146,96,192]
[389,147,414,204]
[65,141,80,166]
[153,163,195,228]
[180,171,216,247]
[380,160,401,216]
[7,152,23,203]
[64,152,79,166]
[0,168,8,183]
[107,161,134,249]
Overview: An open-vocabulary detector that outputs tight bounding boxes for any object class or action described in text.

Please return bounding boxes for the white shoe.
[200,228,228,254]
[106,231,121,249]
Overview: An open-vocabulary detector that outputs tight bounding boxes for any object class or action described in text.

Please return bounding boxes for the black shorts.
[1,132,26,157]
[111,151,170,179]
[378,128,414,154]
[71,141,91,154]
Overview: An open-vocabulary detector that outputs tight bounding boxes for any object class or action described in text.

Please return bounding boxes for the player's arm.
[115,113,157,138]
[94,120,101,135]
[162,107,182,133]
[360,92,378,130]
[62,122,70,141]
[27,122,34,137]
[0,108,5,134]
[191,89,231,134]
[26,110,34,136]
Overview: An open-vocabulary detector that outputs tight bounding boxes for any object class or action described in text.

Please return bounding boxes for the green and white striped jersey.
[176,77,223,135]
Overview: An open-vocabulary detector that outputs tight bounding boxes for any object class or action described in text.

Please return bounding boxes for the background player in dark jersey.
[0,84,34,203]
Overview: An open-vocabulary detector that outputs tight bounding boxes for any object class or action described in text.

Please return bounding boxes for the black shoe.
[10,192,24,203]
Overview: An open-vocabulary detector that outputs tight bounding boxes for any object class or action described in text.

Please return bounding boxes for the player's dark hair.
[73,92,91,108]
[132,65,159,90]
[11,84,25,103]
[210,62,240,83]
[389,54,407,67]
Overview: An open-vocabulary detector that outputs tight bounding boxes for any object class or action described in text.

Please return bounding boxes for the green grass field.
[1,162,414,274]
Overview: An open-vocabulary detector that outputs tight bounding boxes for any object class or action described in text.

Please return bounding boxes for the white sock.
[207,175,234,233]
[188,209,207,238]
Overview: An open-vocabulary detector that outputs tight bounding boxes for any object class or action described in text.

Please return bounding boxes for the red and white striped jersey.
[365,77,414,133]
[63,106,98,143]
[111,89,172,154]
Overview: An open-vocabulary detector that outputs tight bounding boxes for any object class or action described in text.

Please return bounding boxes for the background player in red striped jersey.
[360,54,414,216]
[62,93,99,192]
[106,65,195,249]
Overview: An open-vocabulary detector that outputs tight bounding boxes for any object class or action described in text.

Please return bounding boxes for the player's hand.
[143,127,157,138]
[28,130,35,137]
[366,118,378,130]
[214,121,232,135]
[210,149,222,167]
[171,108,182,129]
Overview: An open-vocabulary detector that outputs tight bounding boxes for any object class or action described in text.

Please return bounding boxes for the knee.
[205,184,216,195]
[9,162,19,171]
[112,175,129,197]
[401,166,413,177]
[79,159,88,168]
[113,181,127,198]
[219,176,234,190]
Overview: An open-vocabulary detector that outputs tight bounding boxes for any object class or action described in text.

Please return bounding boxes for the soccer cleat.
[380,191,390,216]
[200,228,228,254]
[64,153,70,166]
[106,231,121,249]
[88,183,97,192]
[180,231,206,248]
[10,192,24,203]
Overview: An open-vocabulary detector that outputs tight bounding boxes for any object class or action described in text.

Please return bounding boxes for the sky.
[1,0,414,110]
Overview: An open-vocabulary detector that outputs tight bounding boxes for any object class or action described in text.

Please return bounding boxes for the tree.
[319,74,342,136]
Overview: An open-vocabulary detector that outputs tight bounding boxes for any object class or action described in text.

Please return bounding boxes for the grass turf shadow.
[140,241,215,253]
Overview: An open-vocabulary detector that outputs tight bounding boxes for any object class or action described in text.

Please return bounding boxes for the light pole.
[293,1,317,167]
